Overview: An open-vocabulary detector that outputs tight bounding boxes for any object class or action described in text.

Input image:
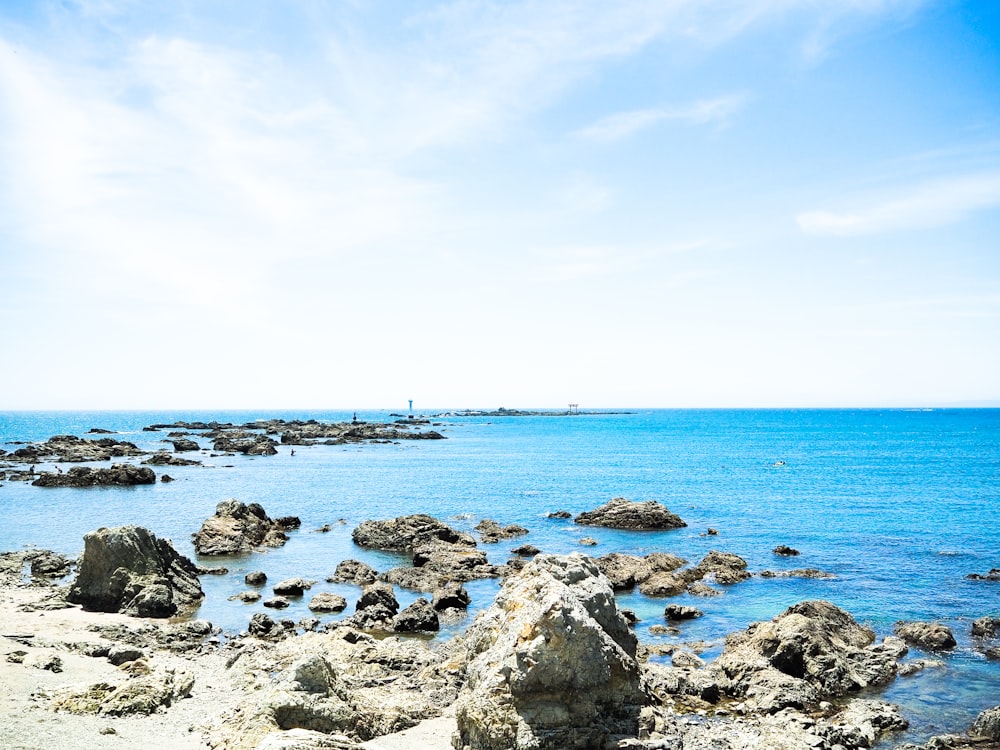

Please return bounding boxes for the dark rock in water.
[351,513,475,551]
[432,581,470,611]
[169,438,200,452]
[454,553,647,750]
[248,612,275,636]
[986,647,1000,661]
[665,604,703,621]
[967,568,1000,581]
[411,543,496,582]
[547,510,571,519]
[475,518,529,544]
[578,537,597,546]
[511,543,540,557]
[894,621,957,651]
[12,435,145,464]
[356,582,399,616]
[32,464,156,487]
[193,500,297,555]
[972,616,1000,638]
[263,597,290,609]
[574,497,686,530]
[244,571,266,586]
[212,433,278,456]
[393,597,439,632]
[327,559,378,586]
[759,568,835,579]
[773,545,800,556]
[972,706,1000,740]
[308,593,347,613]
[160,475,174,482]
[66,525,203,617]
[196,565,228,576]
[714,600,905,713]
[596,552,687,591]
[143,451,201,466]
[689,550,751,584]
[272,578,312,596]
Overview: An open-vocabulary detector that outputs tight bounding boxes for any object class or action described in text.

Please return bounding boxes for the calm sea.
[1,408,998,745]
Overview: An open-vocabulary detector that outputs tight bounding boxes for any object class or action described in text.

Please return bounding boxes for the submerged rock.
[574,497,686,530]
[66,525,203,617]
[454,553,648,750]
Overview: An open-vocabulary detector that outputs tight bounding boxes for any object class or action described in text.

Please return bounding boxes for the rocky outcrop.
[66,525,203,617]
[759,568,836,579]
[169,437,200,452]
[773,545,800,556]
[574,497,686,530]
[213,434,279,456]
[327,559,378,586]
[32,464,156,487]
[431,581,470,611]
[972,706,1000,741]
[689,550,751,584]
[967,568,1000,581]
[475,519,529,544]
[595,552,687,591]
[392,598,439,632]
[193,500,300,555]
[664,604,703,621]
[308,593,347,613]
[351,514,475,552]
[713,600,905,713]
[894,621,957,651]
[143,451,201,466]
[50,666,194,716]
[973,616,1000,638]
[11,434,146,464]
[454,553,648,750]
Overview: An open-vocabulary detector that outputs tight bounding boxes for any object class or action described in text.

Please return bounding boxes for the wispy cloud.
[797,173,1000,236]
[575,93,750,142]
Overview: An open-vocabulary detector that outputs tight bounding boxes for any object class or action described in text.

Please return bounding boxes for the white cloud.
[797,173,1000,235]
[575,93,750,142]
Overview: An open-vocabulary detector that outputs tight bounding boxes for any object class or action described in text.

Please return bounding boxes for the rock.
[665,604,703,621]
[972,616,1000,638]
[169,438,200,452]
[231,591,262,603]
[894,621,957,651]
[773,545,800,556]
[412,543,497,582]
[355,582,399,619]
[327,560,378,586]
[308,593,347,613]
[273,578,314,597]
[213,433,279,455]
[249,613,276,636]
[107,646,144,666]
[392,597,439,632]
[759,568,835,579]
[898,658,945,676]
[143,451,201,466]
[638,571,687,597]
[687,582,723,597]
[971,706,1000,740]
[431,581,471,611]
[264,597,291,609]
[596,552,687,591]
[547,510,571,519]
[475,518,529,543]
[454,553,648,750]
[671,650,705,669]
[66,525,203,617]
[246,571,268,586]
[574,497,686,530]
[578,537,597,546]
[824,699,909,749]
[254,728,360,749]
[690,550,751,584]
[33,464,156,487]
[12,435,145,464]
[27,550,72,578]
[50,667,194,716]
[351,514,475,552]
[713,600,904,713]
[967,568,1000,581]
[511,544,540,556]
[987,647,1000,660]
[194,500,297,555]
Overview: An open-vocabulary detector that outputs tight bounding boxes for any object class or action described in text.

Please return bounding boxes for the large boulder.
[454,553,648,750]
[66,525,203,617]
[971,706,1000,740]
[574,497,686,530]
[33,464,156,487]
[713,600,905,713]
[194,500,300,555]
[351,514,475,552]
[893,621,957,651]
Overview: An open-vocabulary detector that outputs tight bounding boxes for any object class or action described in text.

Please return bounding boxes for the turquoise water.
[1,408,998,745]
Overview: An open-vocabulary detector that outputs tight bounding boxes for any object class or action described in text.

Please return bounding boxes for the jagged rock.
[431,581,471,611]
[713,600,905,713]
[66,525,203,617]
[664,604,703,621]
[274,578,314,597]
[687,582,722,597]
[475,519,529,543]
[352,581,399,628]
[596,552,687,591]
[194,500,298,555]
[689,550,751,584]
[213,434,279,455]
[144,450,202,466]
[972,706,1000,740]
[392,597,439,632]
[249,613,276,636]
[894,621,957,651]
[898,658,945,676]
[454,553,648,750]
[574,497,686,530]
[351,514,475,552]
[973,616,1000,638]
[327,560,378,586]
[33,464,156,487]
[169,438,200,452]
[987,647,1000,660]
[27,550,72,578]
[50,667,194,716]
[638,571,687,597]
[232,591,262,603]
[308,594,347,613]
[254,728,360,749]
[671,650,705,669]
[773,545,800,556]
[824,699,909,749]
[12,434,145,464]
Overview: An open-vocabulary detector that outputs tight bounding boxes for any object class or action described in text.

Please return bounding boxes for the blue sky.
[1,0,998,409]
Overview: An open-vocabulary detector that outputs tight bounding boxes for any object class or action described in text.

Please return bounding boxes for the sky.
[1,0,998,410]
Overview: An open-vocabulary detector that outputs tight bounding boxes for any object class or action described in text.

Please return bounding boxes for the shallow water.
[1,408,997,745]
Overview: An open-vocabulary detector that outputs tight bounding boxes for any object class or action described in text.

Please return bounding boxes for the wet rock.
[194,500,298,555]
[713,600,905,713]
[351,514,475,552]
[972,616,1000,638]
[143,451,201,466]
[246,571,268,586]
[547,510,571,519]
[273,578,314,597]
[967,568,1000,581]
[231,591,262,603]
[578,537,597,546]
[671,650,705,669]
[475,518,529,544]
[972,706,1000,740]
[898,658,945,676]
[212,433,278,456]
[327,560,378,586]
[308,593,347,613]
[574,497,686,530]
[12,434,145,464]
[759,568,835,579]
[987,647,1000,661]
[894,621,957,651]
[431,581,470,611]
[664,604,703,621]
[773,545,800,556]
[66,525,203,617]
[690,550,751,584]
[33,464,156,487]
[169,438,200,452]
[687,582,723,597]
[511,543,540,557]
[264,597,290,609]
[638,571,687,597]
[596,552,687,591]
[454,553,648,750]
[392,597,439,632]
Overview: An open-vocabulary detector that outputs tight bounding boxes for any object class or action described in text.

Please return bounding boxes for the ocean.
[1,408,998,746]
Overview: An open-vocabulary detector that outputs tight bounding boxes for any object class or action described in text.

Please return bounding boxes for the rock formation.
[193,500,301,555]
[32,464,156,487]
[454,553,648,750]
[351,514,475,552]
[574,497,686,530]
[66,525,203,617]
[894,621,957,651]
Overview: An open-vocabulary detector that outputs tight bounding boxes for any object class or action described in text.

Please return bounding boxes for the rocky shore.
[2,500,998,750]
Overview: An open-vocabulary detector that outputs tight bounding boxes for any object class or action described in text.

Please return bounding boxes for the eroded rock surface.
[574,497,686,530]
[194,500,301,555]
[351,514,475,552]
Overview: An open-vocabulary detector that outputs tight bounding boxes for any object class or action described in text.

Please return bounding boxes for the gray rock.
[773,545,800,556]
[392,597,439,632]
[971,706,1000,740]
[351,514,475,552]
[308,593,347,613]
[431,581,470,611]
[264,597,290,609]
[664,604,703,621]
[246,571,268,586]
[273,578,314,597]
[33,464,156,488]
[327,559,378,586]
[574,497,686,530]
[894,621,957,651]
[355,582,399,616]
[169,438,200,452]
[475,518,529,543]
[194,500,297,555]
[972,616,1000,638]
[66,525,203,617]
[249,612,276,636]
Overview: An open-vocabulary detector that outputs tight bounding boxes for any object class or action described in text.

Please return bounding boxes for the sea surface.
[1,408,998,746]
